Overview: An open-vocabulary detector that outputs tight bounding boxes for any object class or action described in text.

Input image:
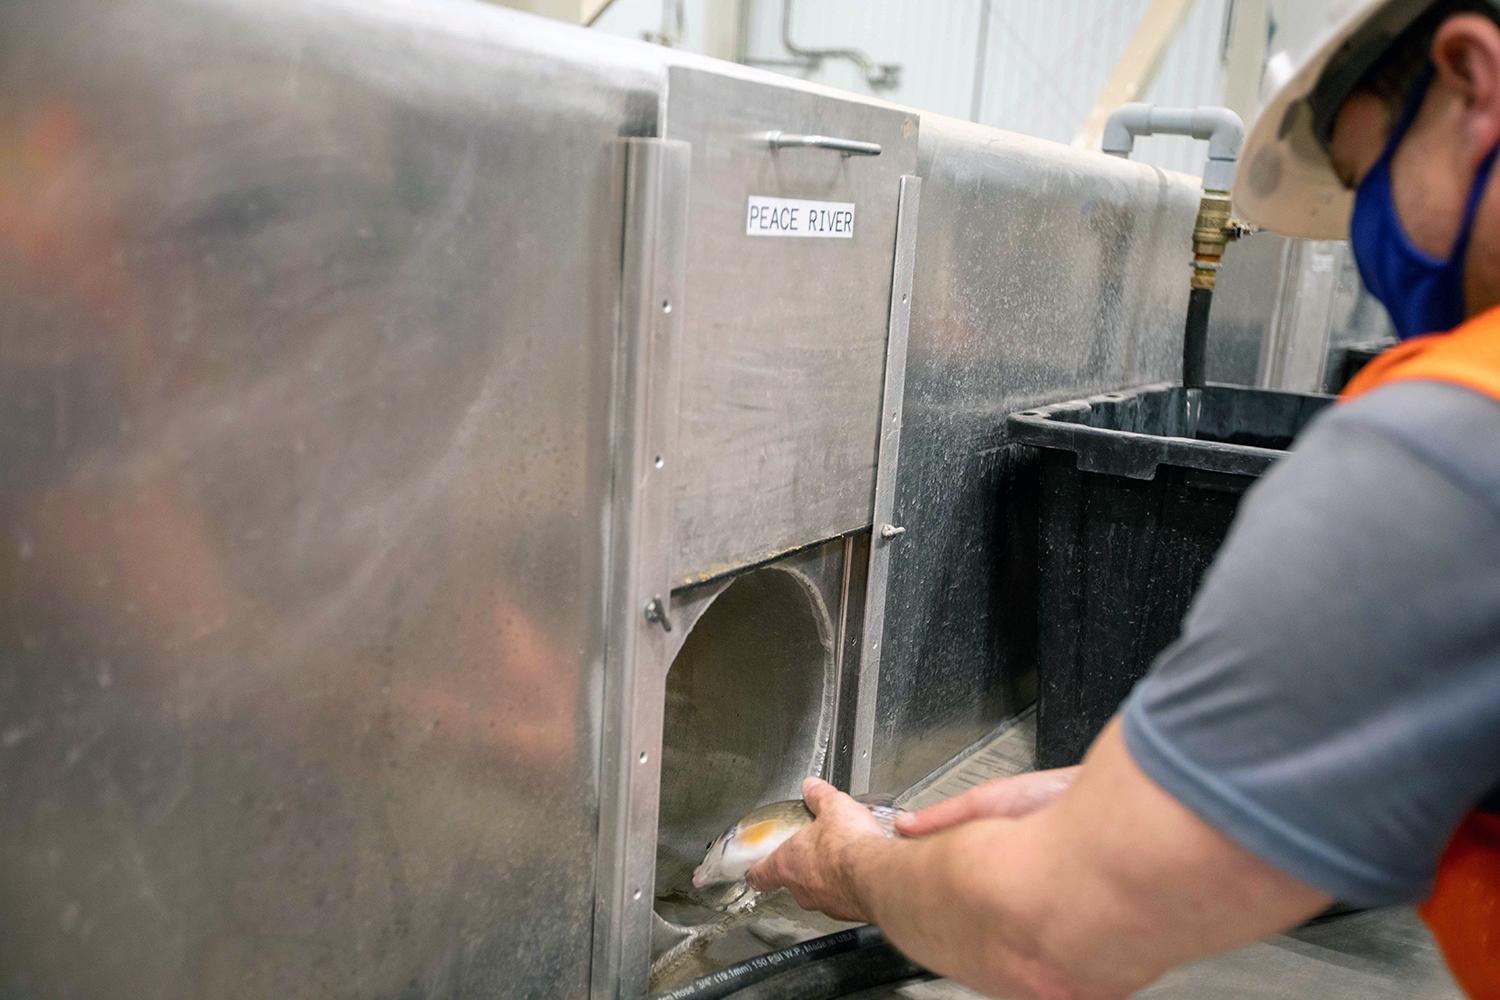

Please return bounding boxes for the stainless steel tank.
[0,2,1279,996]
[0,2,661,996]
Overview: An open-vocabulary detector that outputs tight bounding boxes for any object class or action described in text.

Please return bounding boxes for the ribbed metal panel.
[977,0,1231,178]
[740,0,983,117]
[1139,0,1232,177]
[978,0,1150,143]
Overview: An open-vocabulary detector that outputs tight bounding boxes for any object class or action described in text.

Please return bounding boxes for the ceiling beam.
[1073,0,1198,150]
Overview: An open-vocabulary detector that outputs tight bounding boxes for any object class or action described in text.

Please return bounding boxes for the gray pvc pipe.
[1101,103,1244,193]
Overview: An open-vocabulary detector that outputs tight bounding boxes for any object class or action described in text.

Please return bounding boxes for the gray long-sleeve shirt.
[1121,379,1500,907]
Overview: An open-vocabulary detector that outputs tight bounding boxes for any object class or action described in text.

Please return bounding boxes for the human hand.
[895,767,1080,837]
[744,777,890,922]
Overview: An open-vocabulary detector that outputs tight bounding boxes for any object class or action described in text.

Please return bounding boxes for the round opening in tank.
[653,567,835,899]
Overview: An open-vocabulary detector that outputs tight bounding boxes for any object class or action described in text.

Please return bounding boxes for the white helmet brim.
[1234,0,1436,240]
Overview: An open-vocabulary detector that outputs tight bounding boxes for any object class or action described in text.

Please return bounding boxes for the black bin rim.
[1006,381,1334,481]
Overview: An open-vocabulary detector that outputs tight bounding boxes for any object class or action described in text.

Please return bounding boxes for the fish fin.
[853,792,899,810]
[854,792,905,837]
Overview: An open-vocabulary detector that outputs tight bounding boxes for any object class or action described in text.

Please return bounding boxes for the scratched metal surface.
[664,68,920,586]
[897,710,1036,811]
[867,117,1204,794]
[0,2,658,996]
[1205,230,1294,387]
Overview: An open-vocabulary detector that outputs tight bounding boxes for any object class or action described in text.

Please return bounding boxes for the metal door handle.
[765,131,882,157]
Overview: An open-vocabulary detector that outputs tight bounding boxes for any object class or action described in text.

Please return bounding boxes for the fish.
[690,792,904,891]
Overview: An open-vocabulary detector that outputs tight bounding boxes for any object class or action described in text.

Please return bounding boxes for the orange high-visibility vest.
[1342,307,1500,1000]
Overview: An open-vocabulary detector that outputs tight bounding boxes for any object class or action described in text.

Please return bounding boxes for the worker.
[746,1,1500,996]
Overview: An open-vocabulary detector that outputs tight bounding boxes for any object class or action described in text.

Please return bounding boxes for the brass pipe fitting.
[1191,193,1233,291]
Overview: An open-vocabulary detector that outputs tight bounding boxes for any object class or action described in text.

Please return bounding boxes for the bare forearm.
[839,724,1329,998]
[845,821,1110,1000]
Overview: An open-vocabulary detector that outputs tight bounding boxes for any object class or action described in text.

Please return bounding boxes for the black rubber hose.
[1183,284,1214,391]
[732,940,930,999]
[648,925,927,1000]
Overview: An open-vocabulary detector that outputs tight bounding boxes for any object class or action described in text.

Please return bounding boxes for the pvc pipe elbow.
[1193,106,1245,194]
[1101,102,1152,158]
[1100,103,1245,193]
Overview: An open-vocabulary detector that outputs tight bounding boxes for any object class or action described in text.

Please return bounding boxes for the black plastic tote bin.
[1008,383,1333,768]
[1325,339,1395,394]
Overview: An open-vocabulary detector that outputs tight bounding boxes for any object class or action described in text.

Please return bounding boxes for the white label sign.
[745,196,856,238]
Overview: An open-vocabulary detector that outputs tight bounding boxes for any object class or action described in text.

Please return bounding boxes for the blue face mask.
[1349,75,1500,341]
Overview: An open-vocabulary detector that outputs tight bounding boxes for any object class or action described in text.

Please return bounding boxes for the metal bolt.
[644,595,674,633]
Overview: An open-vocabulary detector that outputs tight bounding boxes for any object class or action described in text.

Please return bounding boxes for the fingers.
[801,776,838,815]
[745,853,782,892]
[894,769,1080,836]
[896,784,992,836]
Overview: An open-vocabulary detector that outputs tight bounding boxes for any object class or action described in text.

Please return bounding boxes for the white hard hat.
[1236,0,1439,239]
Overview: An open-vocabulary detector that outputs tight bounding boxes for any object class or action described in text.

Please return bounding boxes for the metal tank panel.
[664,68,920,585]
[0,1,658,996]
[867,117,1202,793]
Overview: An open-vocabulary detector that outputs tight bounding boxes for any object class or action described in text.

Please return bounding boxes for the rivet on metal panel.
[654,455,665,469]
[644,595,674,632]
[639,751,649,764]
[633,889,643,901]
[662,300,672,314]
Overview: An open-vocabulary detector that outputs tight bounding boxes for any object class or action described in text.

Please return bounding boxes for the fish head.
[691,816,799,889]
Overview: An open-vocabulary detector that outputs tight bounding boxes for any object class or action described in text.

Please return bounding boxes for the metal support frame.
[591,137,691,1000]
[1073,0,1198,150]
[1258,240,1348,392]
[849,175,922,795]
[969,0,995,123]
[641,0,685,47]
[1222,0,1270,123]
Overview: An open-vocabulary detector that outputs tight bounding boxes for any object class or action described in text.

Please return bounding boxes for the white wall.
[593,0,735,58]
[593,0,1239,180]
